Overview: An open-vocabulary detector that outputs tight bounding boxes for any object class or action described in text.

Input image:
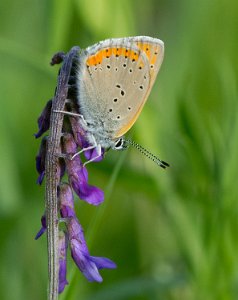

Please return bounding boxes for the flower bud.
[35,99,52,138]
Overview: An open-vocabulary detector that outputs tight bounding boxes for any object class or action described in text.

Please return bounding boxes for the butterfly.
[56,36,168,168]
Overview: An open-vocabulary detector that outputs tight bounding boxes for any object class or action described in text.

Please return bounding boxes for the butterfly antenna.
[124,139,170,169]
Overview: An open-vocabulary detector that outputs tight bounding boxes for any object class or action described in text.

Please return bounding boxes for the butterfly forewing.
[77,36,164,139]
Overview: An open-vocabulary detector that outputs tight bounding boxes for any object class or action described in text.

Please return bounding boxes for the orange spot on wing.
[150,55,157,66]
[95,51,103,64]
[106,48,112,56]
[136,42,162,66]
[101,49,107,59]
[112,48,117,56]
[86,47,140,66]
[125,49,131,57]
[117,47,123,56]
[133,51,139,60]
[87,55,97,66]
[137,43,151,59]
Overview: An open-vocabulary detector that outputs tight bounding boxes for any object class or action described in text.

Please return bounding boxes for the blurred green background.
[0,0,238,299]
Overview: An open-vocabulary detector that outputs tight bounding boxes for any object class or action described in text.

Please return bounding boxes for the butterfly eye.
[113,138,127,150]
[115,138,123,148]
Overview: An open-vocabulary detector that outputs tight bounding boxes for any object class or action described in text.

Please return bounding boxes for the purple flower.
[35,137,47,185]
[36,137,65,185]
[84,147,105,162]
[35,97,115,294]
[68,218,116,282]
[56,159,66,185]
[70,164,104,205]
[35,214,47,240]
[35,99,52,138]
[59,183,76,218]
[58,231,68,293]
[69,116,104,162]
[58,186,116,283]
[69,116,88,150]
[63,134,104,205]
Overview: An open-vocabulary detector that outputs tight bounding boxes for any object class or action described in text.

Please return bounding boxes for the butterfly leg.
[83,144,102,166]
[71,145,96,160]
[53,110,90,131]
[53,110,102,164]
[53,110,85,120]
[70,134,97,160]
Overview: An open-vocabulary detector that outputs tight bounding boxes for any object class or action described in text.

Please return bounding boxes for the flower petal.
[73,166,104,205]
[69,117,89,150]
[69,117,105,162]
[35,137,47,185]
[67,218,88,252]
[90,256,117,270]
[58,231,68,293]
[63,134,104,205]
[68,219,116,283]
[35,100,52,138]
[70,239,103,282]
[59,183,76,218]
[84,148,105,162]
[35,214,46,240]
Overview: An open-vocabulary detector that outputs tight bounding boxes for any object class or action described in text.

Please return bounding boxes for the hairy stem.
[45,47,79,300]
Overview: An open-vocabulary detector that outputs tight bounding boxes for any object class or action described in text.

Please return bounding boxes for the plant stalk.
[45,47,79,300]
